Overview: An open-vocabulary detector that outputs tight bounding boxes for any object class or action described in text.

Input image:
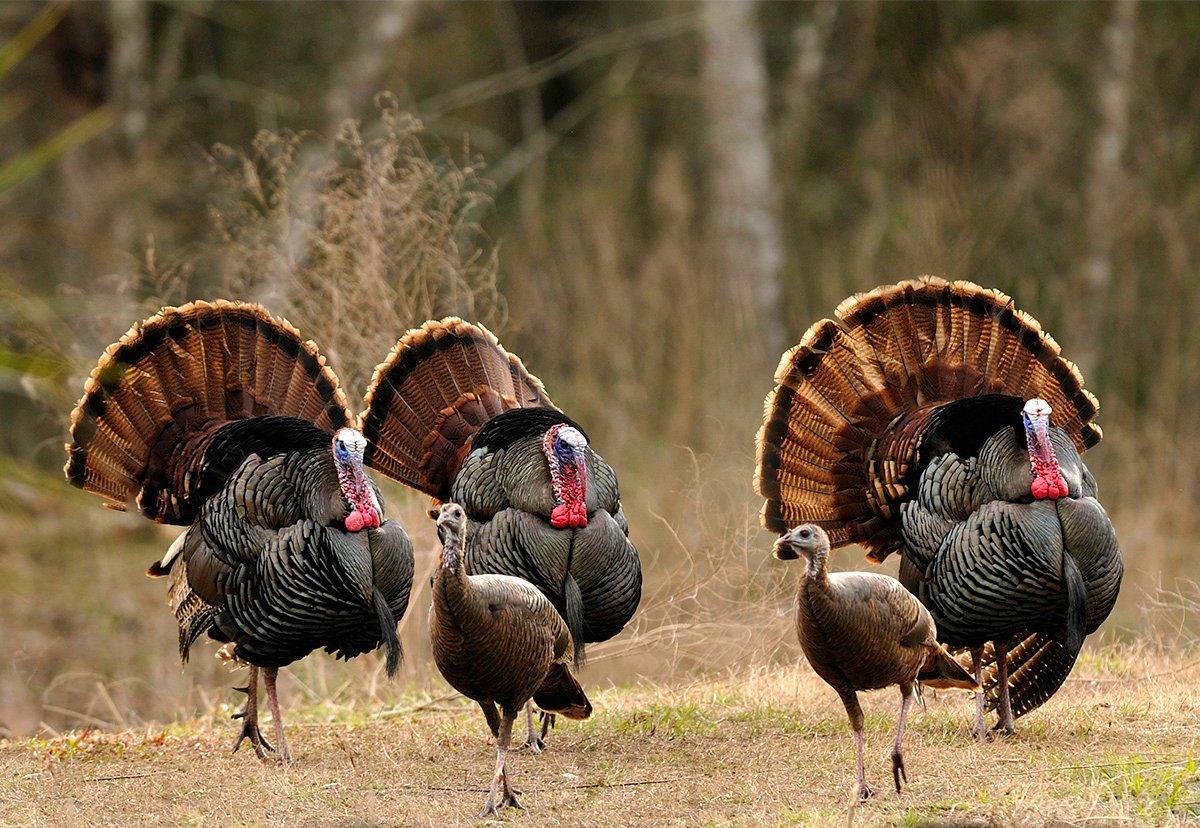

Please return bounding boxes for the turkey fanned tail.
[977,632,1080,720]
[359,317,556,498]
[65,300,350,524]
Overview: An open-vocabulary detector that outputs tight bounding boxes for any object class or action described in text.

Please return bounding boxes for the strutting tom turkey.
[360,318,641,750]
[754,277,1122,736]
[65,301,414,761]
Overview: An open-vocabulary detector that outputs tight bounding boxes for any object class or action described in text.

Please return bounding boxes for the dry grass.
[2,645,1199,827]
[200,100,503,394]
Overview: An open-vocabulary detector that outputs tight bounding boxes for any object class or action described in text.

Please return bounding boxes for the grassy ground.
[2,646,1198,827]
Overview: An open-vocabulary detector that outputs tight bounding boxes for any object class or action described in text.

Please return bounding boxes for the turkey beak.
[773,536,799,561]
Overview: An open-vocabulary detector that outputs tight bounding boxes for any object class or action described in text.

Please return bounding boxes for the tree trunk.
[324,1,415,131]
[1075,0,1137,378]
[106,0,150,151]
[699,0,786,363]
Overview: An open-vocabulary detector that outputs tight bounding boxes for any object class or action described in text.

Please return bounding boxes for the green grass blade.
[0,105,116,194]
[0,2,67,84]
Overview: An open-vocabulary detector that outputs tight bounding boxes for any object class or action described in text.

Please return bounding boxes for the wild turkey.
[755,277,1123,736]
[429,502,592,817]
[64,301,414,761]
[360,317,641,749]
[775,524,977,800]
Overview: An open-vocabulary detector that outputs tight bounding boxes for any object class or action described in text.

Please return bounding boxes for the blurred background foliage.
[1,0,1197,736]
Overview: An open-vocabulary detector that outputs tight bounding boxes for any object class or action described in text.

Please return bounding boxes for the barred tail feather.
[979,632,1080,720]
[755,276,1102,560]
[360,318,556,498]
[166,558,217,663]
[64,301,349,524]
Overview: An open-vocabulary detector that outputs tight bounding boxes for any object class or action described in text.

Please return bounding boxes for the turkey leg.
[992,639,1016,735]
[480,708,523,817]
[263,667,293,763]
[970,646,992,742]
[839,690,872,800]
[231,665,273,759]
[522,701,545,754]
[891,683,914,793]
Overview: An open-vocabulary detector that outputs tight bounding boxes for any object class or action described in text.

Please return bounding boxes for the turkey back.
[65,301,350,524]
[359,317,557,499]
[755,276,1103,562]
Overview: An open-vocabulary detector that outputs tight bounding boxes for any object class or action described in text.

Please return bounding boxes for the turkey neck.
[433,527,475,613]
[800,545,831,592]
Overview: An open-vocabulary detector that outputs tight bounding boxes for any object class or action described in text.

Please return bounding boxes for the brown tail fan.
[359,318,556,499]
[64,300,350,523]
[755,276,1102,561]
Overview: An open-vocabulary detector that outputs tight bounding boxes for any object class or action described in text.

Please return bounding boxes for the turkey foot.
[232,717,274,760]
[891,750,907,793]
[231,667,274,760]
[480,775,524,817]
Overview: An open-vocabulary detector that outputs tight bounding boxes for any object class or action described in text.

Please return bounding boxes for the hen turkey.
[774,524,977,799]
[359,318,641,749]
[65,301,414,761]
[755,277,1122,735]
[429,502,591,816]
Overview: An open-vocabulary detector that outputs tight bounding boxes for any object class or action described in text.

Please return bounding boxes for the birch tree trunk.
[324,1,414,131]
[1075,0,1137,377]
[107,0,150,150]
[700,0,786,362]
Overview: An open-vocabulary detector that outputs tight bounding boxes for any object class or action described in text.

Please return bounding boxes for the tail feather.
[65,301,349,524]
[372,586,402,678]
[165,556,217,663]
[360,318,556,498]
[563,573,587,666]
[533,662,592,720]
[918,643,980,691]
[755,276,1102,561]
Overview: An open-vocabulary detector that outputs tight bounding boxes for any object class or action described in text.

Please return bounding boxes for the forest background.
[1,1,1196,739]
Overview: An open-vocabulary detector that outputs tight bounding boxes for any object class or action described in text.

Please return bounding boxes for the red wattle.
[1031,474,1068,501]
[550,503,588,529]
[345,506,380,532]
